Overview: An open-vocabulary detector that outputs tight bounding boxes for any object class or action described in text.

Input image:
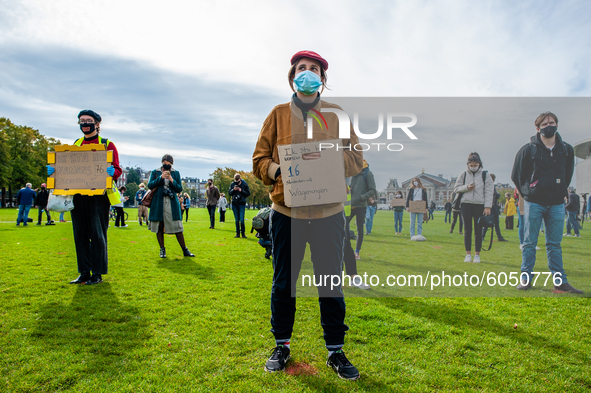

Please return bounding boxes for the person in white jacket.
[454,152,493,263]
[217,193,228,223]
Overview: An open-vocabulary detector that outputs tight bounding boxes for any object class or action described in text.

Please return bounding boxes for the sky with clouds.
[1,0,590,189]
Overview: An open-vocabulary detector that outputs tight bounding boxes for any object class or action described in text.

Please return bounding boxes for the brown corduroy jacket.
[252,97,363,219]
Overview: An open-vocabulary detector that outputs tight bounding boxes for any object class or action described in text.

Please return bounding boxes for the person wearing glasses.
[47,110,122,285]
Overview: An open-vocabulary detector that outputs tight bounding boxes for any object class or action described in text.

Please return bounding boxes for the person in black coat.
[35,183,53,225]
[229,173,250,238]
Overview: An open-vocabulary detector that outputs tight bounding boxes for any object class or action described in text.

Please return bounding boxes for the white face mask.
[413,181,418,186]
[469,166,479,173]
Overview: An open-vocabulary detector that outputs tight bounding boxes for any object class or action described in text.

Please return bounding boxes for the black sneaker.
[327,349,360,381]
[554,282,584,294]
[160,247,166,258]
[86,274,103,285]
[264,345,291,372]
[183,247,195,257]
[516,280,531,290]
[498,238,508,242]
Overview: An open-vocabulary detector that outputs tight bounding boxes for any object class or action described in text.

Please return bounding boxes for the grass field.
[1,207,590,392]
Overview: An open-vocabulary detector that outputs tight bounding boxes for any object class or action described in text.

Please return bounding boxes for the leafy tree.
[124,182,139,205]
[210,167,271,206]
[126,167,141,185]
[0,117,60,206]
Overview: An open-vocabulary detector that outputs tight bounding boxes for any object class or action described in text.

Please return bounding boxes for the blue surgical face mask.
[293,70,322,95]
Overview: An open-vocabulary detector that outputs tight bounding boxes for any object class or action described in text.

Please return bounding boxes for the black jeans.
[343,226,357,276]
[451,210,463,233]
[71,194,110,275]
[348,207,365,252]
[461,203,484,252]
[444,210,451,223]
[114,206,125,226]
[219,209,226,222]
[183,207,189,222]
[37,207,51,224]
[269,210,348,347]
[207,205,216,228]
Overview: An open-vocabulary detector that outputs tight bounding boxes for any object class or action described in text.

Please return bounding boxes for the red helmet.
[290,50,328,71]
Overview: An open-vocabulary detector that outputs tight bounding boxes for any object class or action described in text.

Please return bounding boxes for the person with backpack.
[46,110,122,285]
[454,152,493,263]
[252,51,363,380]
[511,111,582,293]
[350,160,377,258]
[136,183,148,226]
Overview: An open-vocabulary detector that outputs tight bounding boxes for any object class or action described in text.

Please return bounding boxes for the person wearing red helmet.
[253,51,363,380]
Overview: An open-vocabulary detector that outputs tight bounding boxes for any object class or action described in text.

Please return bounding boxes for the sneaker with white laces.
[473,255,480,263]
[352,280,371,290]
[327,349,360,381]
[563,233,572,237]
[463,254,472,263]
[264,345,291,372]
[574,234,581,238]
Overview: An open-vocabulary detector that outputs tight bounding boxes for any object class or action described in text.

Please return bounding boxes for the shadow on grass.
[155,257,218,280]
[32,283,150,390]
[375,297,588,362]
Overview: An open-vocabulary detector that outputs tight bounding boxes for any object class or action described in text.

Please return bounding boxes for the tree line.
[0,117,60,207]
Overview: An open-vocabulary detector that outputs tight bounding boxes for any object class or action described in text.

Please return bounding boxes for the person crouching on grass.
[252,50,363,380]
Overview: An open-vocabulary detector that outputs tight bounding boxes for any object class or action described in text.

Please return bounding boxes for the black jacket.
[444,202,452,212]
[36,189,50,207]
[511,132,574,206]
[565,192,580,212]
[229,180,250,206]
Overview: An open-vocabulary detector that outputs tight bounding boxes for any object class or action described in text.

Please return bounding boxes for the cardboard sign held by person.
[408,200,427,213]
[46,144,114,196]
[278,140,346,207]
[391,198,405,207]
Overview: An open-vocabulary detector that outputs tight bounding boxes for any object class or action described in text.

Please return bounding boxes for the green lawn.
[1,207,590,392]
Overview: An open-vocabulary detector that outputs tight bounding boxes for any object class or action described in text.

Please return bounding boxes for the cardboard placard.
[390,198,406,207]
[278,139,346,207]
[408,200,427,213]
[47,144,113,196]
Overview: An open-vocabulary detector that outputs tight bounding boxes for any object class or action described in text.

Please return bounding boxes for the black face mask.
[80,123,96,135]
[540,125,557,138]
[162,164,172,171]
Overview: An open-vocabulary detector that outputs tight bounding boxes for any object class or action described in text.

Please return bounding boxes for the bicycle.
[109,206,128,222]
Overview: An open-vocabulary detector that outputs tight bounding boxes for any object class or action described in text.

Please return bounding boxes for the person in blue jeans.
[406,177,428,238]
[511,111,582,293]
[564,187,581,237]
[16,183,36,226]
[392,191,405,235]
[229,173,250,238]
[365,200,377,235]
